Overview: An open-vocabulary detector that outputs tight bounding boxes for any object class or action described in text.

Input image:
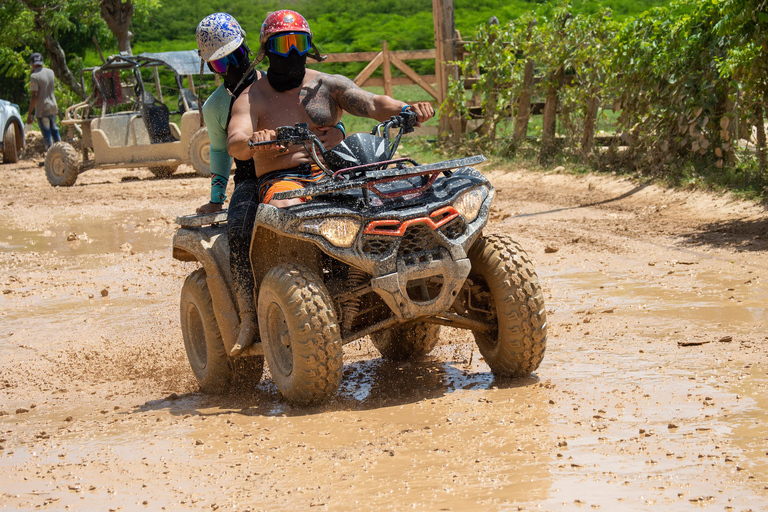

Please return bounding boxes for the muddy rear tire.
[189,127,211,177]
[258,264,343,405]
[45,142,80,187]
[467,234,547,377]
[371,322,441,361]
[181,268,264,393]
[3,123,18,164]
[149,164,179,178]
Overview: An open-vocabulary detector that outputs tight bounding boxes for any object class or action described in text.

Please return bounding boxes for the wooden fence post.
[433,0,461,139]
[382,40,393,98]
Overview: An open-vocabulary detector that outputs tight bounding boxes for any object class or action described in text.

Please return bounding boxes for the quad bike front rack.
[271,155,487,203]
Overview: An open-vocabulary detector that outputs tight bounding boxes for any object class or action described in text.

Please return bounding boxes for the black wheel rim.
[185,302,207,371]
[265,302,293,377]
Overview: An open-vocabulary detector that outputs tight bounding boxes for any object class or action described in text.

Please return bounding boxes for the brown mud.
[1,156,767,511]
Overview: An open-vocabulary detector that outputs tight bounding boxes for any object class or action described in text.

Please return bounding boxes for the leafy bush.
[447,0,768,195]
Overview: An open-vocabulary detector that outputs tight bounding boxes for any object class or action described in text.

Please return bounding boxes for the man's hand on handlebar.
[248,129,278,152]
[316,125,345,148]
[406,102,435,127]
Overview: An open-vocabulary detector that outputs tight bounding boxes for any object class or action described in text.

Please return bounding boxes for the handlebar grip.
[400,110,417,133]
[248,139,280,148]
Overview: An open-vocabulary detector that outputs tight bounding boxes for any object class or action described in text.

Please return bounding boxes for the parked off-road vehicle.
[46,51,211,186]
[173,112,547,405]
[0,99,25,164]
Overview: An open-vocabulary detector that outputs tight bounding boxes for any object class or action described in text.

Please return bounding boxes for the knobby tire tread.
[259,264,342,405]
[468,234,547,377]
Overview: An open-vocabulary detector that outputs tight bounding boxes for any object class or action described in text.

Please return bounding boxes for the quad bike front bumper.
[371,256,471,319]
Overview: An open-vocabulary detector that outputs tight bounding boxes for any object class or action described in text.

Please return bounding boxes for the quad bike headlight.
[453,188,485,223]
[300,217,361,248]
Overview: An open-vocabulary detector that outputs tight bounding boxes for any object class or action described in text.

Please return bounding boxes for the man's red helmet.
[260,10,312,43]
[256,10,325,63]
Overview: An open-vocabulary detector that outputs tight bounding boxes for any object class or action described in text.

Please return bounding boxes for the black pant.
[227,178,260,313]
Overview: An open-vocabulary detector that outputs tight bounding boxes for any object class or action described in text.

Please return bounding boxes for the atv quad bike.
[173,111,547,405]
[47,51,211,187]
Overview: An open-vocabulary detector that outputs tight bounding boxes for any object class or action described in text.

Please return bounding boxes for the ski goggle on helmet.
[208,44,249,73]
[267,32,312,57]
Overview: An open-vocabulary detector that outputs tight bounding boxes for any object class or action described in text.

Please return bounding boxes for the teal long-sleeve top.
[201,83,234,204]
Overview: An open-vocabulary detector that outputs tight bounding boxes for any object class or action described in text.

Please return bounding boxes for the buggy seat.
[139,91,178,144]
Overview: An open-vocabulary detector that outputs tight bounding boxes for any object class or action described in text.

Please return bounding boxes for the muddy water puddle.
[545,259,767,331]
[0,210,173,256]
[3,344,765,510]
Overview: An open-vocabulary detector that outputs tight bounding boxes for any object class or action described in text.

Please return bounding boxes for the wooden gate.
[322,43,439,103]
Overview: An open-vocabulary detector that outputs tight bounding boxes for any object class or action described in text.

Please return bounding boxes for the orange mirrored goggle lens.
[268,32,311,57]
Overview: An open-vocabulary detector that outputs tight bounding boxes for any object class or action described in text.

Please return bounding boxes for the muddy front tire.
[181,268,264,393]
[45,142,79,186]
[258,264,343,405]
[467,234,547,377]
[371,322,441,361]
[189,127,211,177]
[3,123,19,164]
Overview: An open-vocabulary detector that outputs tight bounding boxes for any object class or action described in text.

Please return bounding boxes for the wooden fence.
[323,43,438,101]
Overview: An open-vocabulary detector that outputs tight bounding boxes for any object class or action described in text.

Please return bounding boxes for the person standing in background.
[26,52,61,151]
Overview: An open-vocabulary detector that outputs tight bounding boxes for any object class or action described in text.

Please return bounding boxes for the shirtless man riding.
[227,9,435,209]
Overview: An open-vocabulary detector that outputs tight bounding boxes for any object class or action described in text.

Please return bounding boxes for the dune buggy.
[173,111,547,405]
[0,99,25,164]
[46,51,212,186]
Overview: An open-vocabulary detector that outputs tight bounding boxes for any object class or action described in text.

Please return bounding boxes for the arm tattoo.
[332,75,375,117]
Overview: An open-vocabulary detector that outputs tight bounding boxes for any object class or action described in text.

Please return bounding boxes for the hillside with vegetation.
[130,0,671,55]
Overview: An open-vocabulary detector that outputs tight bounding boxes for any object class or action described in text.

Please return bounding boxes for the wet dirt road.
[1,157,767,511]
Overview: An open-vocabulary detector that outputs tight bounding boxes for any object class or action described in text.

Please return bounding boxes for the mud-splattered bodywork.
[250,165,494,340]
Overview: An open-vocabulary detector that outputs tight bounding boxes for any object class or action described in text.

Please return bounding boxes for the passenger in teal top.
[200,82,242,208]
[195,13,344,358]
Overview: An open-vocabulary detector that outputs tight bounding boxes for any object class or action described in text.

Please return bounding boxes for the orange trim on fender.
[363,206,460,236]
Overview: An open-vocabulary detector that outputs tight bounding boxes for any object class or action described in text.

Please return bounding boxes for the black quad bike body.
[173,112,547,405]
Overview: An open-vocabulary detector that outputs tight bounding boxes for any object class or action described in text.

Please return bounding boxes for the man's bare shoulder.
[307,72,355,92]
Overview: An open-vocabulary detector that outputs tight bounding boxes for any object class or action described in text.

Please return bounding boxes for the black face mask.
[266,51,307,92]
[219,58,254,96]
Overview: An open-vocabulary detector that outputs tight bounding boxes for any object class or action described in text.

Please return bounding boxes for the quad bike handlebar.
[247,110,418,176]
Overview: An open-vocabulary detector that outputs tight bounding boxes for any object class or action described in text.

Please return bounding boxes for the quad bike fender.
[250,223,324,296]
[173,225,239,353]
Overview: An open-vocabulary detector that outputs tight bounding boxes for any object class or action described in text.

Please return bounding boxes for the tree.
[15,0,95,99]
[100,0,134,55]
[0,0,159,106]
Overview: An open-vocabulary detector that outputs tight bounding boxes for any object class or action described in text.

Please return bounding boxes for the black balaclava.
[266,50,307,92]
[220,57,255,97]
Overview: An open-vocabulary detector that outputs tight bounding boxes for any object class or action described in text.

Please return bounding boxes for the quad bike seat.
[139,91,177,144]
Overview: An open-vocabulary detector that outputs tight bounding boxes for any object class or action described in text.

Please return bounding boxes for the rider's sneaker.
[229,312,257,356]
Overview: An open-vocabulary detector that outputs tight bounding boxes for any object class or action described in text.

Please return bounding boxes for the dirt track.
[1,153,767,511]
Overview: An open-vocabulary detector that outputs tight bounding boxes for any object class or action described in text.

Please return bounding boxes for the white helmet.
[196,13,246,61]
